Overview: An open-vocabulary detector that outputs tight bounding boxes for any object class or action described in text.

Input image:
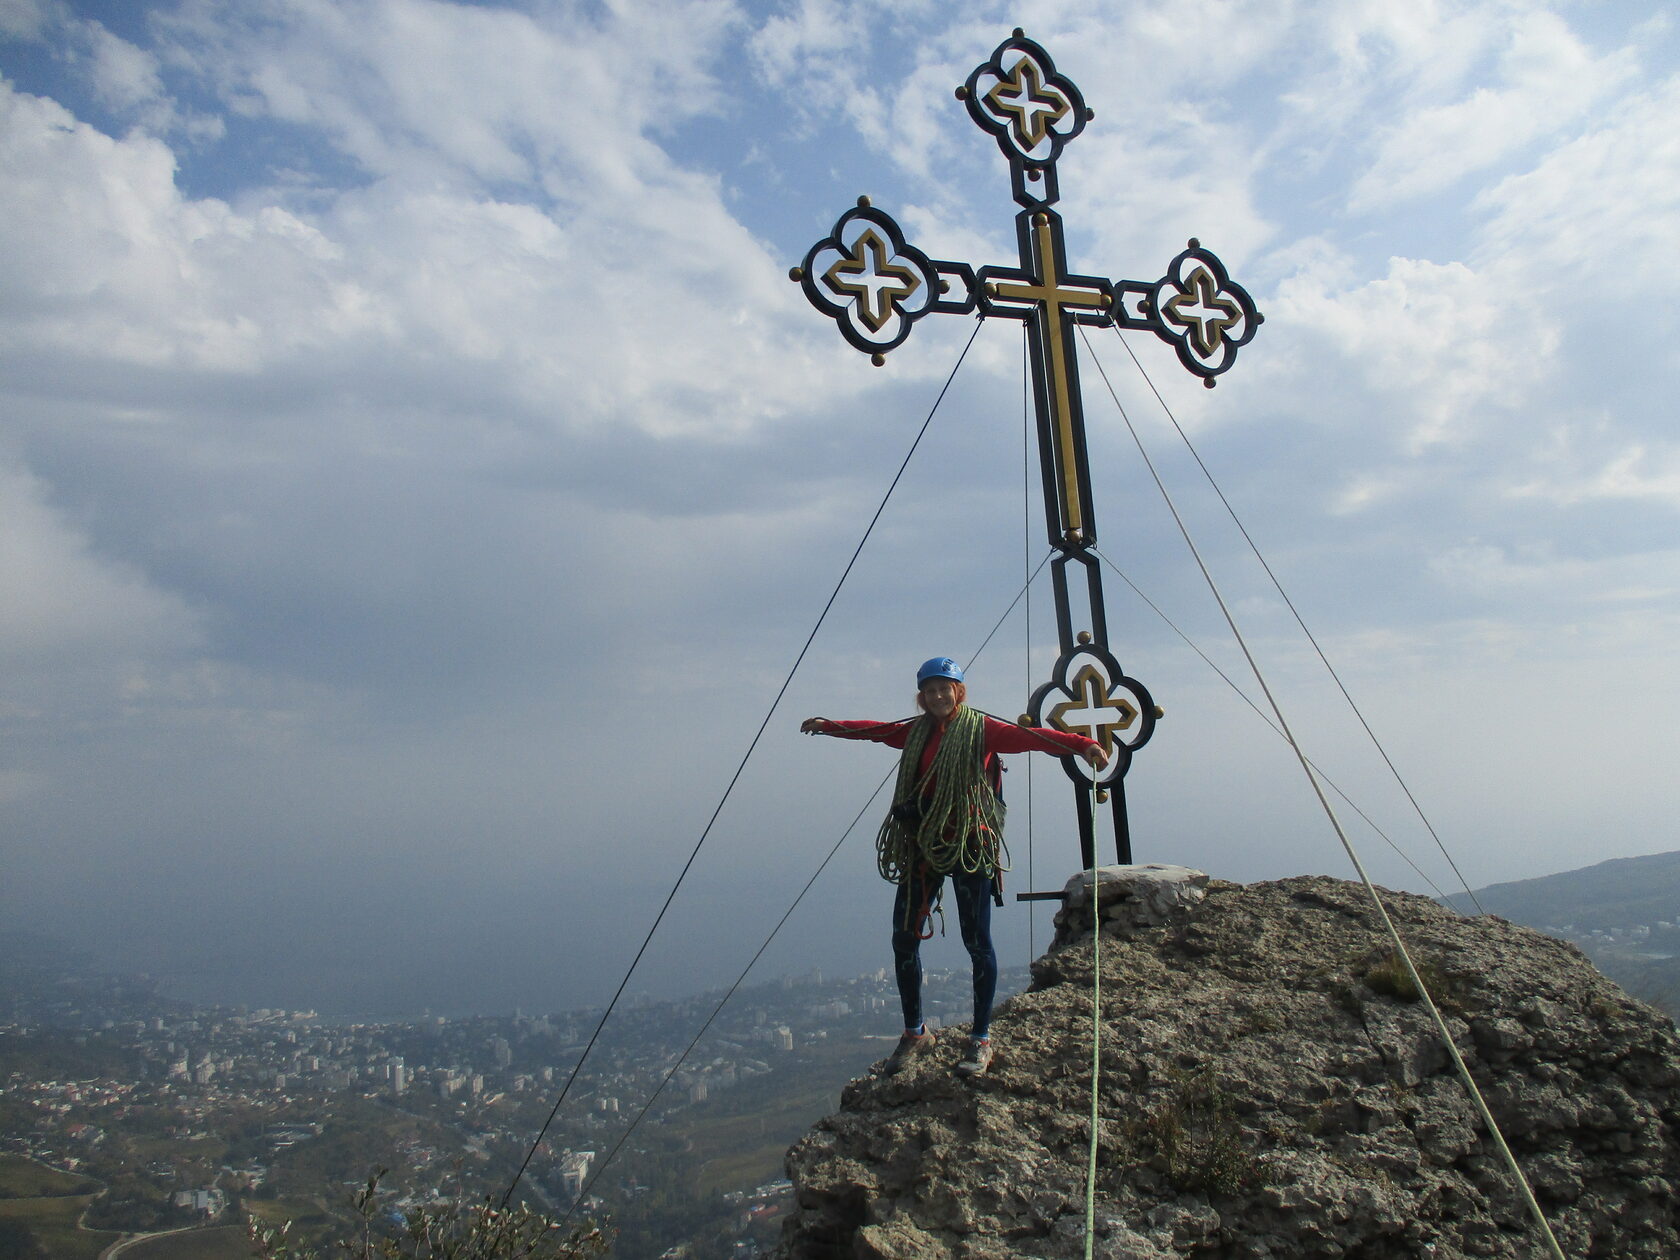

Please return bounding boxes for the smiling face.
[919,678,963,720]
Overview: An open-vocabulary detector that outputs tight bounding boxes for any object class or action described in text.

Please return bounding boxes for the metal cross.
[792,30,1262,869]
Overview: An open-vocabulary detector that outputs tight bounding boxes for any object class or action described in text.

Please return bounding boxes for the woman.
[802,656,1108,1077]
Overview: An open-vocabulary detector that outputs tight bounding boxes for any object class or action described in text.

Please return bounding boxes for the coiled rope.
[560,549,1055,1220]
[876,706,1007,882]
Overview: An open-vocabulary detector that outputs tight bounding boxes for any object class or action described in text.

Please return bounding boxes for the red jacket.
[822,712,1099,784]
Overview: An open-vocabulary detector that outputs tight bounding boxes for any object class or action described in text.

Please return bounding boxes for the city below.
[1,941,1014,1259]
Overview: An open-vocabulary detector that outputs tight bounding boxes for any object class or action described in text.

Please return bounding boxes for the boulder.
[777,874,1680,1258]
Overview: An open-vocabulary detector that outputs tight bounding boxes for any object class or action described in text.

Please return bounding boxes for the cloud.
[1347,9,1637,211]
[1473,72,1680,285]
[2,0,1678,1018]
[0,456,201,663]
[0,0,47,40]
[1266,250,1554,451]
[1508,437,1680,509]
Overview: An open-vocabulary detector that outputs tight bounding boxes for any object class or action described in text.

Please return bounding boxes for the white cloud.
[1269,251,1555,450]
[0,457,201,661]
[1,0,1677,1016]
[1473,72,1680,286]
[84,19,165,112]
[1427,539,1680,607]
[0,0,46,40]
[1509,438,1680,509]
[1348,9,1637,210]
[161,0,741,188]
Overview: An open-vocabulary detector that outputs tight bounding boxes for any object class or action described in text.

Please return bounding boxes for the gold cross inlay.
[1164,264,1243,358]
[1049,664,1137,755]
[991,215,1109,535]
[984,56,1069,151]
[823,227,922,333]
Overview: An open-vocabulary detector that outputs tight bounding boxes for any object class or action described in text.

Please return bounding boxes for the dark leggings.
[891,867,998,1039]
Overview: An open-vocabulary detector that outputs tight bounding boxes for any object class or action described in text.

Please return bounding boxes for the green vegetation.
[0,1157,97,1200]
[1128,1067,1263,1197]
[123,1226,252,1260]
[1360,949,1461,1011]
[248,1173,609,1260]
[0,1192,117,1260]
[1445,848,1680,932]
[658,1037,872,1197]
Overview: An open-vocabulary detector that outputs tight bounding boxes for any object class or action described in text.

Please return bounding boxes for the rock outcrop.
[778,870,1680,1258]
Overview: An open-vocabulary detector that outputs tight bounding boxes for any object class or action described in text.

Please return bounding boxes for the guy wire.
[560,548,1055,1223]
[1099,324,1486,915]
[1080,327,1564,1258]
[501,315,988,1207]
[1090,544,1454,903]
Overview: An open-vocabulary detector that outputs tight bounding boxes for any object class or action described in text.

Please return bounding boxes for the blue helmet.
[916,657,964,687]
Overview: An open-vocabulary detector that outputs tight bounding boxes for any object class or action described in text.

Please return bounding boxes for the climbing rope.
[1083,786,1101,1260]
[1097,325,1486,915]
[500,314,989,1208]
[1081,328,1566,1259]
[564,768,895,1223]
[1090,544,1457,904]
[876,706,1006,882]
[1022,324,1039,962]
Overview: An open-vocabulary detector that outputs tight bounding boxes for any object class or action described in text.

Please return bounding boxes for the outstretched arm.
[800,718,913,748]
[982,715,1110,768]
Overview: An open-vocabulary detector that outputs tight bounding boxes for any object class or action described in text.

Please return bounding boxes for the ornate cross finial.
[792,32,1262,867]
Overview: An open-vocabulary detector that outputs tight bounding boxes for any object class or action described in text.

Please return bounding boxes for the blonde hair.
[914,680,967,714]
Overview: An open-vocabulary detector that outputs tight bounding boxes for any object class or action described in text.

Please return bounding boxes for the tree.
[0,1221,47,1260]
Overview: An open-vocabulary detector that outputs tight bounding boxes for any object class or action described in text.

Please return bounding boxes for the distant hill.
[1445,850,1680,1019]
[1444,849,1680,933]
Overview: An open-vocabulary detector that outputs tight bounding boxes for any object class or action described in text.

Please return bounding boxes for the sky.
[1,0,1676,1020]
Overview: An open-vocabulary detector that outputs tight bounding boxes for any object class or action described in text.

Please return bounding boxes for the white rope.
[1023,323,1039,963]
[1103,326,1486,915]
[1089,544,1457,905]
[1080,330,1567,1259]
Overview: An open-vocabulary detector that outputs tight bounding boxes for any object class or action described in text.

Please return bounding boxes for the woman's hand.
[1084,742,1110,769]
[801,718,830,734]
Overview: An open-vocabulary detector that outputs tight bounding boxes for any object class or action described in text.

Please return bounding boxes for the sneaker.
[882,1028,937,1075]
[956,1037,994,1077]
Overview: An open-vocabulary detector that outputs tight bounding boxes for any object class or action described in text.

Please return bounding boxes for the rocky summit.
[776,868,1680,1258]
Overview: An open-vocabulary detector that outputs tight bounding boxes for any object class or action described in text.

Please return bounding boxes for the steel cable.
[500,315,988,1207]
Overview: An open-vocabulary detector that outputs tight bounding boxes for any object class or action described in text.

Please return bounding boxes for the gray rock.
[776,874,1680,1258]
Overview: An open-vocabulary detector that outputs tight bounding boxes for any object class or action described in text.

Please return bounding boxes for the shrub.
[1361,950,1461,1012]
[247,1172,610,1260]
[1131,1068,1263,1197]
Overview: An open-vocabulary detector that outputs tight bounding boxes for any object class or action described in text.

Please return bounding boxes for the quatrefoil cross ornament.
[1031,642,1157,789]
